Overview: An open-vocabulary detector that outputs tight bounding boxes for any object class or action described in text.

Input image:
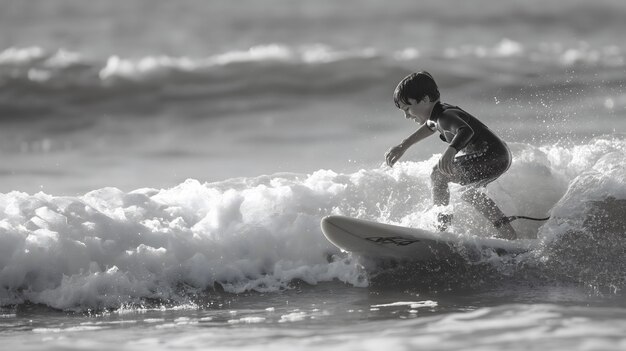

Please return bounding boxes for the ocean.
[1,0,626,349]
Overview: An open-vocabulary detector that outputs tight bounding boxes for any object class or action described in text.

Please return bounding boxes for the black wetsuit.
[426,102,511,206]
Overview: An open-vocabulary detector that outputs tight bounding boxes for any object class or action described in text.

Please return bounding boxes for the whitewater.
[3,137,626,350]
[1,137,625,312]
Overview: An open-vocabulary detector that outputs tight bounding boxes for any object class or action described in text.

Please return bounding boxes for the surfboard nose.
[320,215,336,238]
[320,215,368,250]
[321,215,351,234]
[321,215,371,239]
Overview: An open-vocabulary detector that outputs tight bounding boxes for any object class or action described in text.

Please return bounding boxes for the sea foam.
[1,136,625,310]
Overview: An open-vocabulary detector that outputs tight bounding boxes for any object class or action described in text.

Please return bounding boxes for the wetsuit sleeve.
[438,111,474,151]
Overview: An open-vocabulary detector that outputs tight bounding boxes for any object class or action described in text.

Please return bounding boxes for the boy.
[385,71,517,239]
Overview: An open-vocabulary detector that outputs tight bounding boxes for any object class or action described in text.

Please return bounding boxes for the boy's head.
[393,71,440,108]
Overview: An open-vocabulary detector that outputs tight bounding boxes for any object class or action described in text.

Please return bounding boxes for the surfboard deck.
[321,215,536,261]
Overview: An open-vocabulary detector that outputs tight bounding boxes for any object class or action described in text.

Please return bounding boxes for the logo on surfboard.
[365,236,420,246]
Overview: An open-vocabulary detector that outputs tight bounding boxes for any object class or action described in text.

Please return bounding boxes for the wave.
[0,41,624,124]
[0,136,625,311]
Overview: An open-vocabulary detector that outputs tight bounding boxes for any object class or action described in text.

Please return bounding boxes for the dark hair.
[393,71,440,108]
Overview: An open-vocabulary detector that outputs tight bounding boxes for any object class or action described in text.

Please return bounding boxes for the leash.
[494,215,551,228]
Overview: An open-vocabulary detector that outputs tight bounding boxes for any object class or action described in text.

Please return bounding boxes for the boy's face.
[398,98,431,124]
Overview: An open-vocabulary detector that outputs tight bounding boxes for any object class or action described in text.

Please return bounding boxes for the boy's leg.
[432,144,516,238]
[461,187,517,240]
[431,167,453,231]
[431,167,451,206]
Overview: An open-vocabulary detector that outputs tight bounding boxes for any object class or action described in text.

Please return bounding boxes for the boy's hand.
[385,145,406,167]
[438,146,457,175]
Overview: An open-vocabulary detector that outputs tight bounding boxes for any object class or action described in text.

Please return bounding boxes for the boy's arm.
[436,111,474,175]
[385,123,435,167]
[438,146,458,175]
[438,111,474,152]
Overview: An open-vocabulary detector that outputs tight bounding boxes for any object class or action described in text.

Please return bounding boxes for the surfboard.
[321,215,536,261]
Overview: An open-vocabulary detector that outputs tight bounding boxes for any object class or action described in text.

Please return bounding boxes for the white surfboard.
[321,215,536,261]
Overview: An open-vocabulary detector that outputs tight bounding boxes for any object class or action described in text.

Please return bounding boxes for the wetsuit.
[426,102,511,206]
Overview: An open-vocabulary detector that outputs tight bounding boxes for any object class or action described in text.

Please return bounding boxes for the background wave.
[1,42,624,124]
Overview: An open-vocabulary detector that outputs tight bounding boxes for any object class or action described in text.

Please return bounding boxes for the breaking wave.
[0,136,625,311]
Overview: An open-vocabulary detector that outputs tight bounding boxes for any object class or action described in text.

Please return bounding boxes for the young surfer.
[385,71,517,239]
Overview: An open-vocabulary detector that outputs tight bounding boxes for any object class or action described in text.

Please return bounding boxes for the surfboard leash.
[494,215,551,228]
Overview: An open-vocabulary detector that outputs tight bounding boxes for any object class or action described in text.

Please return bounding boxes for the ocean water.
[1,0,626,349]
